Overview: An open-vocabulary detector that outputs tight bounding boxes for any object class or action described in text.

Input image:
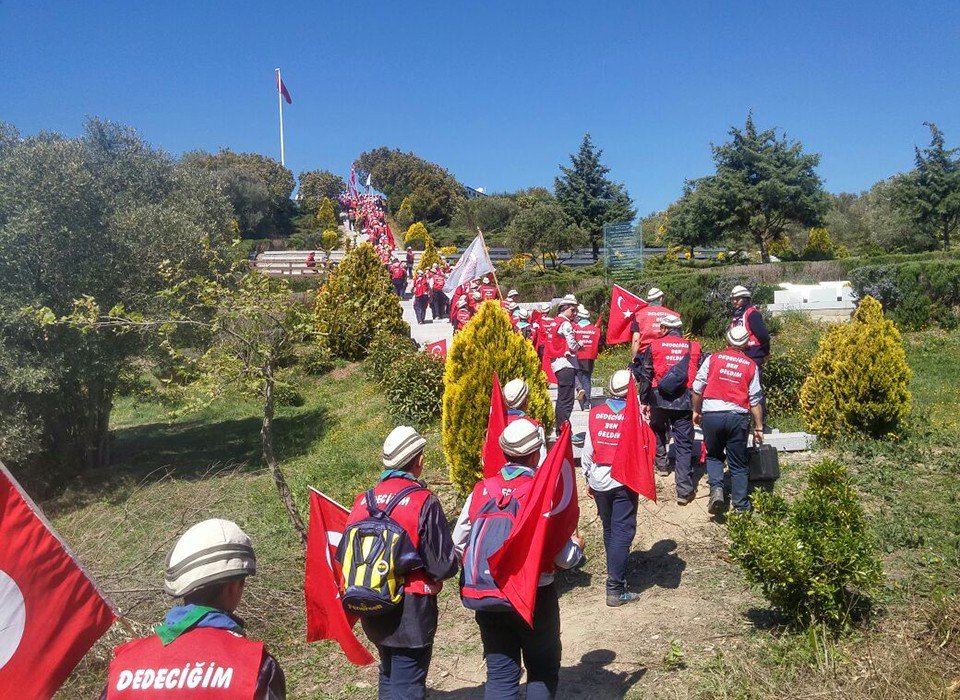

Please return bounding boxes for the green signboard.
[603,221,642,278]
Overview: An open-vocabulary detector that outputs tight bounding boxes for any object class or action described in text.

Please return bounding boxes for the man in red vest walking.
[344,426,458,699]
[631,287,680,356]
[580,370,642,607]
[728,285,771,425]
[412,271,430,324]
[692,326,765,514]
[551,295,582,431]
[573,304,601,410]
[103,519,286,699]
[635,314,702,504]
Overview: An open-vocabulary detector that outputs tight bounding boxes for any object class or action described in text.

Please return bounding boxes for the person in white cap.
[104,519,286,699]
[343,426,458,699]
[692,326,764,514]
[533,302,554,360]
[630,287,680,357]
[514,307,532,340]
[453,418,584,699]
[551,294,583,430]
[635,314,702,504]
[452,296,473,332]
[581,370,642,607]
[728,285,771,424]
[480,276,499,301]
[573,304,599,410]
[506,289,519,302]
[502,378,548,461]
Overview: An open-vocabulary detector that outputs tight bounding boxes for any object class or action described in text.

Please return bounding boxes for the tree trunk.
[591,237,601,261]
[757,234,771,264]
[261,374,307,546]
[944,223,951,252]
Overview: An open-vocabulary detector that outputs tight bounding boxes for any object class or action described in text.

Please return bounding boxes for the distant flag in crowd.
[0,462,118,697]
[349,167,358,198]
[304,488,374,666]
[424,339,447,359]
[606,284,646,345]
[481,372,508,477]
[365,173,372,189]
[610,375,657,502]
[443,234,494,297]
[489,423,579,626]
[277,72,292,104]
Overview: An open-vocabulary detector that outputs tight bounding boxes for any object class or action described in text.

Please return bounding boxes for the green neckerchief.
[379,469,418,483]
[154,606,227,646]
[501,465,533,481]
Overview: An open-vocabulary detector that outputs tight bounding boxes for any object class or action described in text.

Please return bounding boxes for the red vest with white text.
[346,477,442,595]
[431,273,446,291]
[728,305,761,348]
[106,628,262,699]
[455,307,473,327]
[467,470,534,522]
[650,337,701,388]
[574,323,600,360]
[702,348,757,410]
[480,284,498,300]
[413,277,429,296]
[588,401,627,465]
[634,306,679,352]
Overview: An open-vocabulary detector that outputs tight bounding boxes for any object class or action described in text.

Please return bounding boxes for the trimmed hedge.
[849,259,960,329]
[365,332,443,427]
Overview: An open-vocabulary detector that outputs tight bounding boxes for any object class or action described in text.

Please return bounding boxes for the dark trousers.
[476,583,562,700]
[413,294,429,324]
[429,292,444,320]
[650,407,695,497]
[575,360,594,409]
[701,411,751,511]
[554,367,576,430]
[593,486,639,595]
[393,279,405,297]
[377,645,433,700]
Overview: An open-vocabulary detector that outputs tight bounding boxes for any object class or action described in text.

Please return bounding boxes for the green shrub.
[800,296,911,440]
[383,351,445,427]
[763,347,813,418]
[301,343,334,376]
[727,458,883,629]
[314,244,408,360]
[365,332,417,381]
[850,259,960,329]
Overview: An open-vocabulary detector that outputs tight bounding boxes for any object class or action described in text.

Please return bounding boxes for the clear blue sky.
[2,1,958,214]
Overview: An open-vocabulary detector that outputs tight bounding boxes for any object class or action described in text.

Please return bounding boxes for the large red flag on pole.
[606,285,646,345]
[610,375,658,502]
[488,424,579,625]
[304,488,375,665]
[0,462,118,697]
[481,371,508,478]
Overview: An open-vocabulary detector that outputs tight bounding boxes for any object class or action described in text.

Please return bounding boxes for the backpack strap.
[381,483,427,517]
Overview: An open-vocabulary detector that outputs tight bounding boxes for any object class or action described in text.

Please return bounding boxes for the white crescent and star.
[0,569,26,670]
[544,459,574,518]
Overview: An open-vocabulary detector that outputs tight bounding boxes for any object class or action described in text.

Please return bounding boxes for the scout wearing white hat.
[503,379,530,410]
[646,287,664,303]
[382,425,427,469]
[499,418,544,458]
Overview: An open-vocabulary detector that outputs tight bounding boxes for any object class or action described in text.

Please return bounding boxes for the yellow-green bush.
[443,301,554,494]
[396,197,414,230]
[416,234,444,271]
[405,221,429,245]
[314,243,408,360]
[316,197,338,231]
[800,296,911,439]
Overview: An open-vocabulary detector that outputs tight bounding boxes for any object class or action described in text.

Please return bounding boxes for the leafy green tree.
[315,244,408,360]
[894,123,960,251]
[675,114,828,262]
[454,195,520,236]
[505,200,588,269]
[316,197,338,231]
[0,119,233,481]
[554,134,636,259]
[297,169,346,215]
[665,182,725,254]
[395,196,415,230]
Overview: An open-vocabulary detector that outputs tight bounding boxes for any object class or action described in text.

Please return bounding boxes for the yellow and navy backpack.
[337,484,424,616]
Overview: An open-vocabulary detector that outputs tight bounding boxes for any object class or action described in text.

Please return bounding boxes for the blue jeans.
[476,583,561,699]
[701,411,751,511]
[377,645,432,700]
[593,486,639,595]
[650,407,695,497]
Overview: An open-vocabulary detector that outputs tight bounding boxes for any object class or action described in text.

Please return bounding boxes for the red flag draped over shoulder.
[488,424,579,625]
[482,372,508,478]
[606,285,646,345]
[0,463,117,697]
[610,375,657,502]
[304,488,374,665]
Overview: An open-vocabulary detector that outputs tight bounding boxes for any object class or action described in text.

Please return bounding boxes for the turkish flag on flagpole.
[606,284,646,345]
[277,73,292,104]
[304,488,374,665]
[488,423,579,626]
[0,462,117,697]
[481,371,508,478]
[610,375,658,502]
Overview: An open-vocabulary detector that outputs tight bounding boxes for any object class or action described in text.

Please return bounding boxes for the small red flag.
[482,371,508,478]
[0,463,117,697]
[488,424,579,625]
[304,488,374,665]
[277,73,292,104]
[610,375,658,502]
[424,339,447,359]
[606,284,646,345]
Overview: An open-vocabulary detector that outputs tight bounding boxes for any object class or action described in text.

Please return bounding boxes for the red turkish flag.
[488,424,579,625]
[304,488,374,665]
[606,285,646,345]
[424,339,447,359]
[277,73,292,104]
[0,463,117,697]
[482,372,508,478]
[610,375,658,502]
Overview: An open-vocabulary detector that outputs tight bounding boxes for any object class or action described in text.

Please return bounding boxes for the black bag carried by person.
[748,444,780,482]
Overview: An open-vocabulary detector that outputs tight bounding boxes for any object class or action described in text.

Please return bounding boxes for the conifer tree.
[800,296,911,439]
[316,196,338,231]
[416,235,444,271]
[396,196,414,230]
[315,243,408,360]
[442,301,554,494]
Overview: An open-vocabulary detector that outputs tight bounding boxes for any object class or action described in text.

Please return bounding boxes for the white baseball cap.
[609,370,632,398]
[647,287,664,302]
[661,314,683,329]
[730,285,751,299]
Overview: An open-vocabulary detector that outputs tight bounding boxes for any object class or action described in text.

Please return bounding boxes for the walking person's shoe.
[606,591,641,607]
[708,487,727,515]
[576,388,586,403]
[677,492,695,506]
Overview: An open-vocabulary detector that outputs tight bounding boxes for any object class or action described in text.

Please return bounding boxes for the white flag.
[443,235,494,297]
[365,173,372,188]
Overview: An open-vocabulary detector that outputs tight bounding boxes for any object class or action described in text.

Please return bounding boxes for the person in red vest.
[452,419,584,700]
[551,295,583,431]
[390,259,407,297]
[468,290,483,312]
[479,276,499,301]
[429,265,447,320]
[533,303,554,360]
[728,285,771,426]
[305,251,317,269]
[630,287,680,356]
[103,519,285,699]
[406,246,415,276]
[452,297,473,332]
[692,326,764,514]
[412,271,430,325]
[344,426,458,699]
[635,314,702,504]
[573,305,600,410]
[580,370,641,607]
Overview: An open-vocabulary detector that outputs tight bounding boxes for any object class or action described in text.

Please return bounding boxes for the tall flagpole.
[276,68,285,166]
